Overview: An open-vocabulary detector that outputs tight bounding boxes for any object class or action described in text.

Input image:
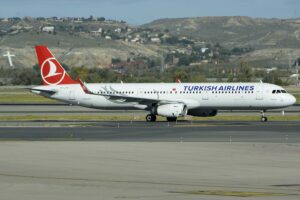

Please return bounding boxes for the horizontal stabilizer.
[31,88,57,95]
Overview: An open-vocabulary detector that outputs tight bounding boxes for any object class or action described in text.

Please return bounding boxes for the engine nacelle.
[187,109,218,117]
[155,104,187,117]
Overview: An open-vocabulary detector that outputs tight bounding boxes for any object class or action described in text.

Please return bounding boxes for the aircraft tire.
[146,114,156,122]
[261,116,268,122]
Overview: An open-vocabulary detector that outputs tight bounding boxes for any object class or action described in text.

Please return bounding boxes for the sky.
[0,0,299,24]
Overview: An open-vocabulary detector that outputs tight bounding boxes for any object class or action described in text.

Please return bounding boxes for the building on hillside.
[42,26,55,33]
[114,28,122,34]
[201,48,209,53]
[150,37,161,43]
[91,28,102,36]
[105,35,112,40]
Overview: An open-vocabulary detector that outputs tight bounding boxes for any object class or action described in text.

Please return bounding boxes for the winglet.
[175,77,182,83]
[77,77,93,94]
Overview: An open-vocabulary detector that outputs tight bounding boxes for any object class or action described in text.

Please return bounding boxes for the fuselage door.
[137,88,144,98]
[202,90,209,100]
[68,90,75,100]
[256,85,264,100]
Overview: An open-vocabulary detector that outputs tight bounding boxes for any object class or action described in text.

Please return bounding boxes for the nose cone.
[287,94,296,106]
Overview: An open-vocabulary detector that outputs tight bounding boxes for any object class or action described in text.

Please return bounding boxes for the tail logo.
[41,58,66,85]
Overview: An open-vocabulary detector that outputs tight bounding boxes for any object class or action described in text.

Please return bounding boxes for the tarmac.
[0,142,299,200]
[0,104,299,199]
[0,121,299,142]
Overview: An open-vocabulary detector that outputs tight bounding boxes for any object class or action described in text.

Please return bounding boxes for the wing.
[77,78,181,105]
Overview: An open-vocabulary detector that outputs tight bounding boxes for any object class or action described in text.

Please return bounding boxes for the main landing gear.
[146,114,156,122]
[145,114,178,122]
[260,110,268,122]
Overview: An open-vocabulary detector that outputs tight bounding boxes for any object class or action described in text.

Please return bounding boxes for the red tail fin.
[35,46,77,85]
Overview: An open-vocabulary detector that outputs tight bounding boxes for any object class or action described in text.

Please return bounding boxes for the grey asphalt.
[0,121,299,142]
[0,106,299,200]
[0,142,299,200]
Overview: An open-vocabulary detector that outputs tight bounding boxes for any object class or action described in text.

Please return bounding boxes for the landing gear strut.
[260,110,268,122]
[146,114,156,122]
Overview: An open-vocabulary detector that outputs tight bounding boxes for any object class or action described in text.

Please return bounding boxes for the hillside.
[0,16,300,70]
[143,16,300,49]
[0,18,162,69]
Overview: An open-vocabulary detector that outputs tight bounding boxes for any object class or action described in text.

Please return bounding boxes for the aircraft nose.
[287,94,296,105]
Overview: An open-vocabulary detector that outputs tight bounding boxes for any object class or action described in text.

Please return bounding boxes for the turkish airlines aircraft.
[31,46,296,122]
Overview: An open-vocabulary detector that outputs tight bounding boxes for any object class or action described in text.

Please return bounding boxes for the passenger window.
[281,90,287,93]
[276,90,281,93]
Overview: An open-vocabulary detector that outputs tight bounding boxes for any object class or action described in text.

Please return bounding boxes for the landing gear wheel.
[261,116,268,122]
[166,117,177,122]
[260,110,268,122]
[146,114,156,122]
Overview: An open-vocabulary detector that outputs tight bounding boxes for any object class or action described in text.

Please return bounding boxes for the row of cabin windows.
[272,90,287,94]
[98,91,134,94]
[212,91,254,94]
[97,90,254,94]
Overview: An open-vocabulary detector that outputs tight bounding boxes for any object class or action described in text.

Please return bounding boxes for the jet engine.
[155,104,187,117]
[187,109,218,117]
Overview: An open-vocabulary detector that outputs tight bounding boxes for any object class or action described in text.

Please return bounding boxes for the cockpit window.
[272,89,287,94]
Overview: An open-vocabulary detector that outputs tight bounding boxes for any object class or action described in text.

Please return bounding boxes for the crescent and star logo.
[41,58,66,85]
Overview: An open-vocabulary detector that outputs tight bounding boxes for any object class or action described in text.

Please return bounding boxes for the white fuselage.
[33,82,296,111]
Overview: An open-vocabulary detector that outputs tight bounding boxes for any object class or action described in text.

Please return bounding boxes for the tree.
[227,74,234,82]
[178,55,191,66]
[237,62,253,82]
[263,71,283,85]
[174,69,189,82]
[97,17,105,21]
[11,68,40,85]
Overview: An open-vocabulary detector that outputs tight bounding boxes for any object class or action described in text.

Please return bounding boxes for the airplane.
[31,46,296,122]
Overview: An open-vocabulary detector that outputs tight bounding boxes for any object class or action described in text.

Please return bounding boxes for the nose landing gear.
[260,110,268,122]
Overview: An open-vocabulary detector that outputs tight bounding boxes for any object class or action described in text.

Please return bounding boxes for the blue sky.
[0,0,299,24]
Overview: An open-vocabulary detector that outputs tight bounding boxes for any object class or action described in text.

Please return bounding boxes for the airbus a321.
[31,46,296,122]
